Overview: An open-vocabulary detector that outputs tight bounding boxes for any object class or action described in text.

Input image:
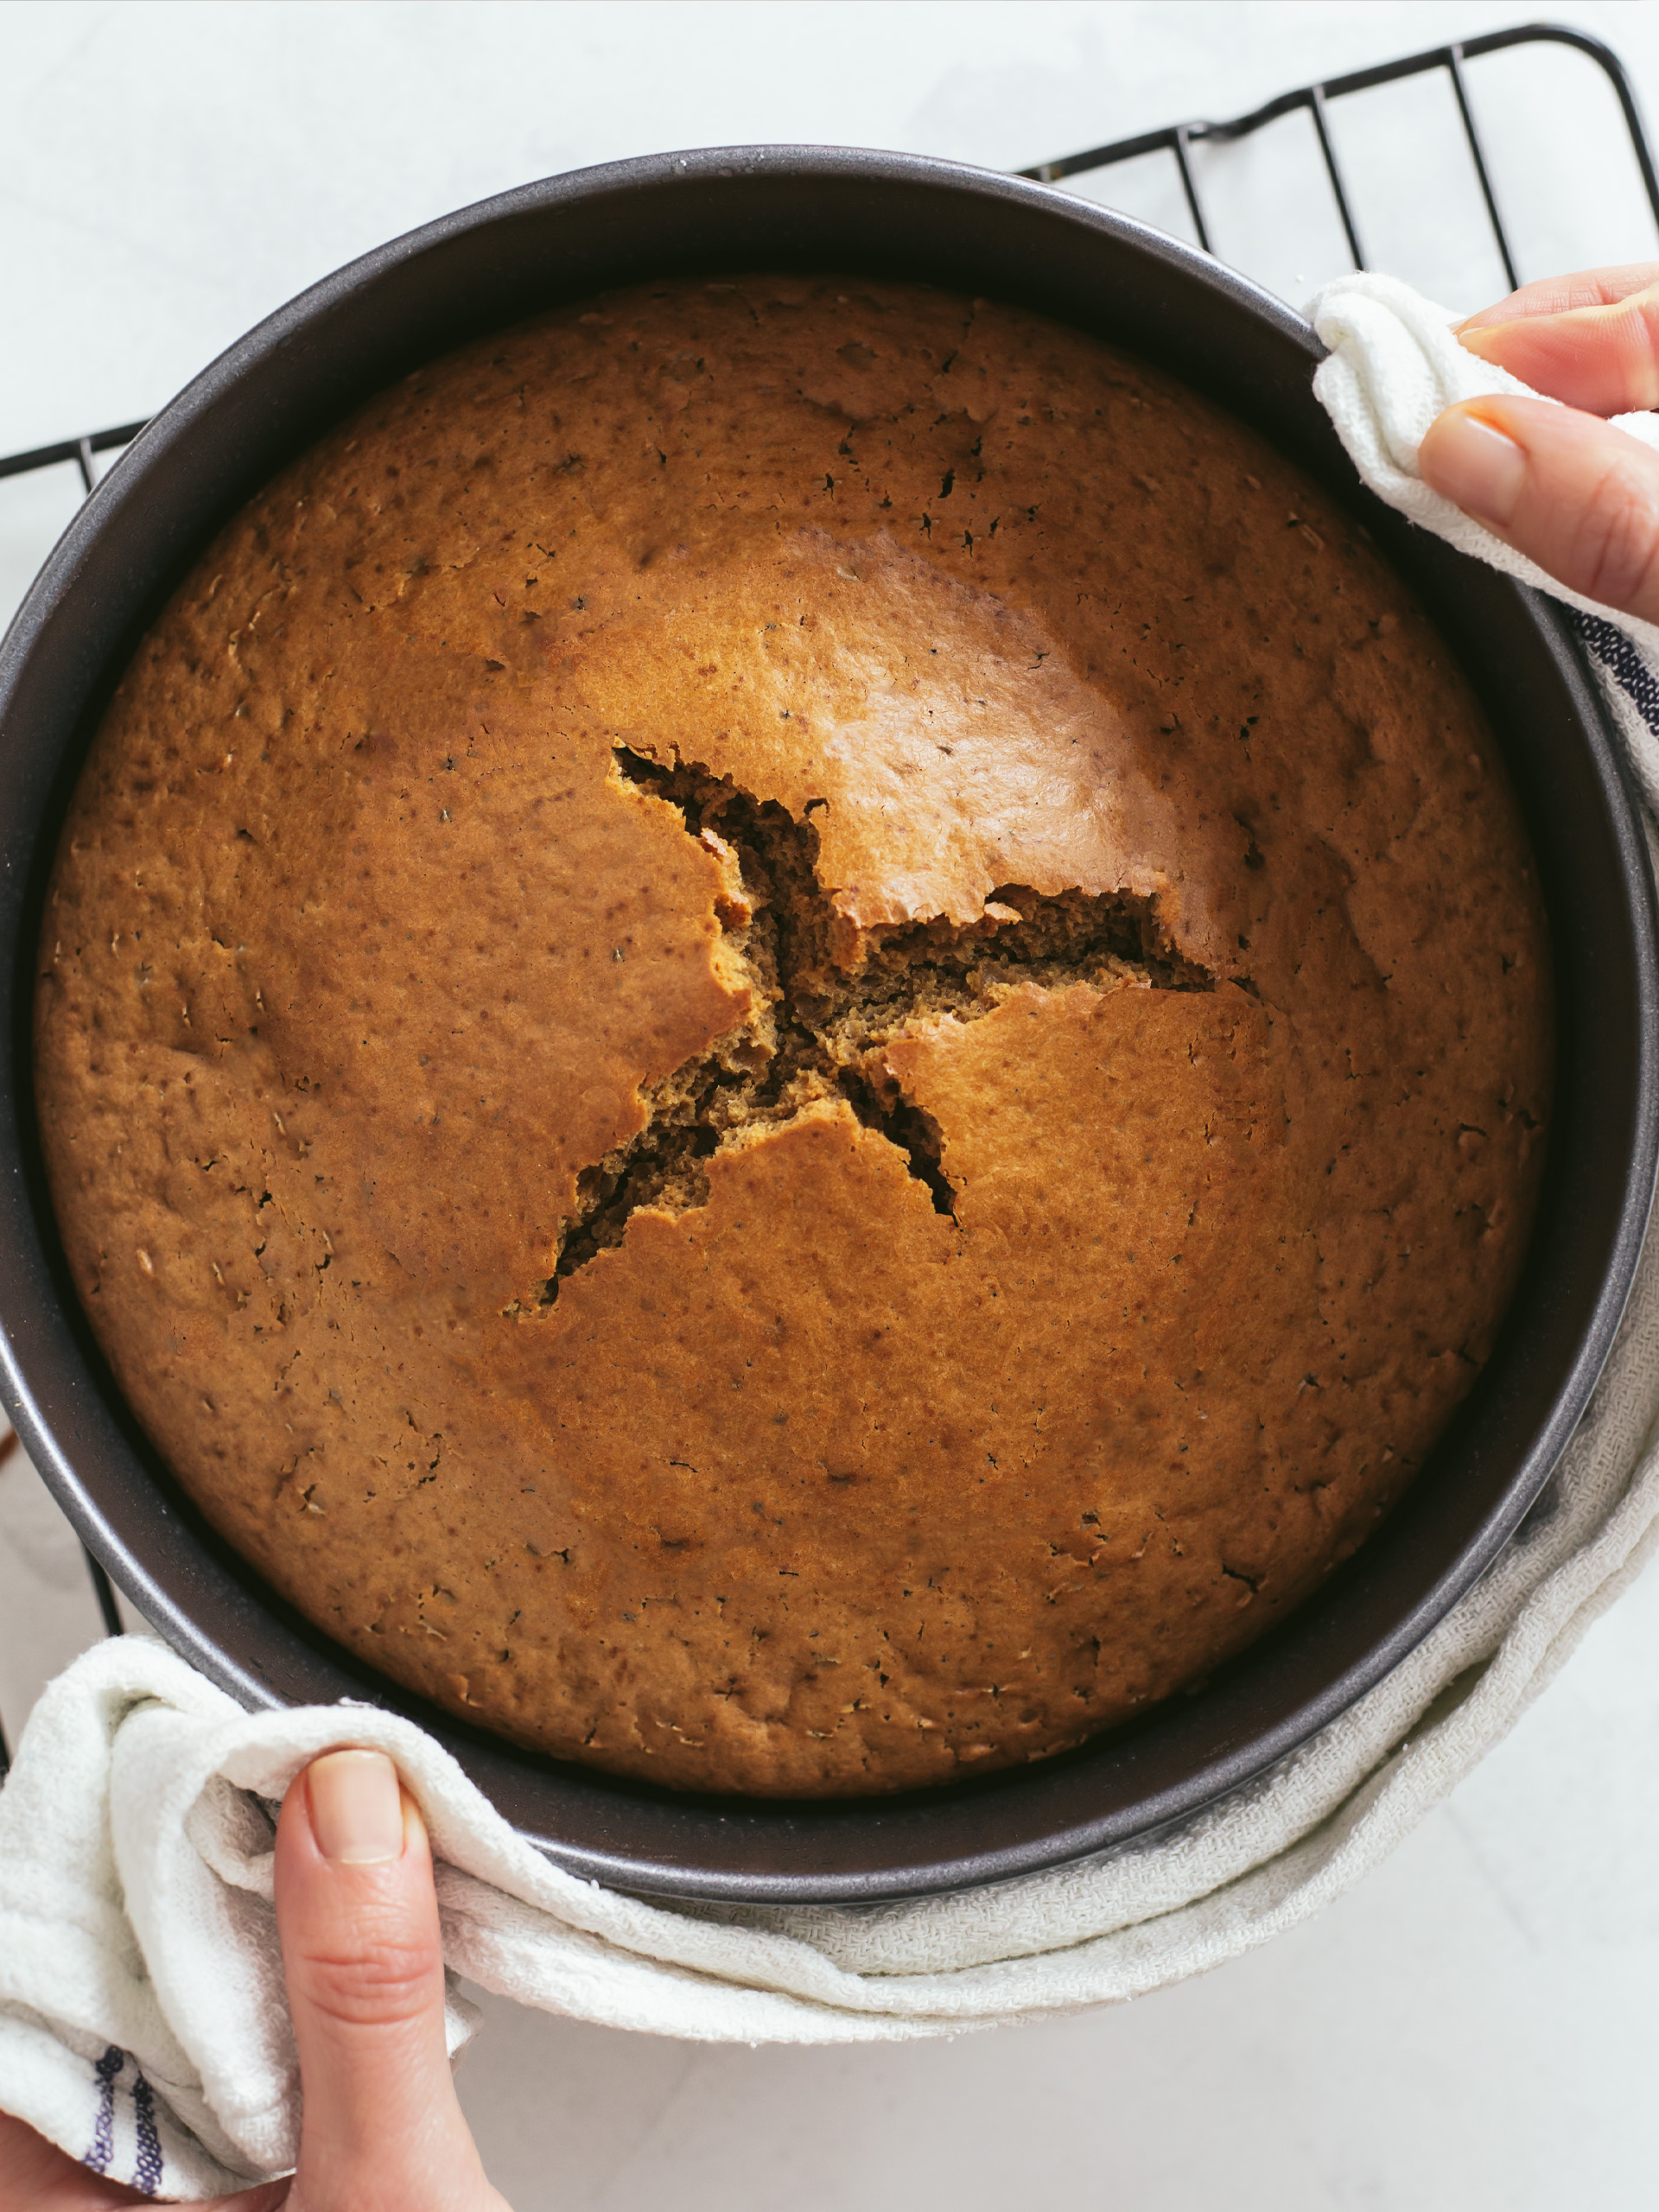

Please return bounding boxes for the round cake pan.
[2,149,1655,1904]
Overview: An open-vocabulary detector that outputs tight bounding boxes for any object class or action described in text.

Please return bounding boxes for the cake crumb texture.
[35,278,1552,1795]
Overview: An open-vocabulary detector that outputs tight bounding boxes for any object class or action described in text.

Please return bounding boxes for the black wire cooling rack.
[1021,19,1659,286]
[3,16,1658,1777]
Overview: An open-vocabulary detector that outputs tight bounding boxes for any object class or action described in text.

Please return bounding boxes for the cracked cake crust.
[542,745,1219,1290]
[34,276,1553,1796]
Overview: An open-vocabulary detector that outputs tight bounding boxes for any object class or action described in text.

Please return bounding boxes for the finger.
[1458,263,1659,329]
[274,1751,487,2212]
[1419,394,1659,623]
[1456,277,1659,416]
[0,2111,148,2209]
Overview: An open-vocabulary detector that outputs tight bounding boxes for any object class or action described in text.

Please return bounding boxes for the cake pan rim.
[1,143,1654,1904]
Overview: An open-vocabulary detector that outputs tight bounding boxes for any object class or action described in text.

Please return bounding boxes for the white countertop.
[4,4,1659,2205]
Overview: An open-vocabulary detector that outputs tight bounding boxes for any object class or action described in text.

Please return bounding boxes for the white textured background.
[4,4,1659,2206]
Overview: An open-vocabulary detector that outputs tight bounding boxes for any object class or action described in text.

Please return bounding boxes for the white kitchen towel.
[1307,270,1659,810]
[8,267,1659,2199]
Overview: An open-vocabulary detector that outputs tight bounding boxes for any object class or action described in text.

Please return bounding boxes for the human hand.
[1418,263,1659,622]
[0,1750,511,2211]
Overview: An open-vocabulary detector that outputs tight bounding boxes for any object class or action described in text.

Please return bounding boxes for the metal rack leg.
[1447,45,1520,295]
[0,1429,15,1778]
[83,1547,124,1638]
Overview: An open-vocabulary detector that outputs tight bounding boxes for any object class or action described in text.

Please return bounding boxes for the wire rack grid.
[1023,19,1659,287]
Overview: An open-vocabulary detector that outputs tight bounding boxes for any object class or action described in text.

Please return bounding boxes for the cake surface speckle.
[35,277,1552,1795]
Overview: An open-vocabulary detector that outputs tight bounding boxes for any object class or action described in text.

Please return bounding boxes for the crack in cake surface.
[543,747,1217,1300]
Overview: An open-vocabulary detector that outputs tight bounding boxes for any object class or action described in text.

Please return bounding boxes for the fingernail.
[306,1749,406,1865]
[1421,407,1528,526]
[1456,321,1513,359]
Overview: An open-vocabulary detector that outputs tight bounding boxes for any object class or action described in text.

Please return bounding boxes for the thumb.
[274,1750,498,2212]
[1419,393,1659,624]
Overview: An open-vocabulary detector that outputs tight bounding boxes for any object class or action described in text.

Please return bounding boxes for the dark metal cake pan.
[2,147,1655,1904]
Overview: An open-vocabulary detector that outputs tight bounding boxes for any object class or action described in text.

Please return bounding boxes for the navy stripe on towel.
[84,2045,123,2174]
[131,2072,164,2194]
[1571,609,1659,742]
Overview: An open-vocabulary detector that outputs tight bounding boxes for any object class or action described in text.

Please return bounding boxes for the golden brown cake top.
[35,276,1551,1795]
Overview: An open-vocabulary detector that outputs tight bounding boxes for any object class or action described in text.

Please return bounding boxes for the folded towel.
[5,270,1659,2201]
[1308,270,1659,809]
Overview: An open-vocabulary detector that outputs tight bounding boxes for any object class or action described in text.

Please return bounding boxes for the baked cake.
[34,277,1553,1795]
